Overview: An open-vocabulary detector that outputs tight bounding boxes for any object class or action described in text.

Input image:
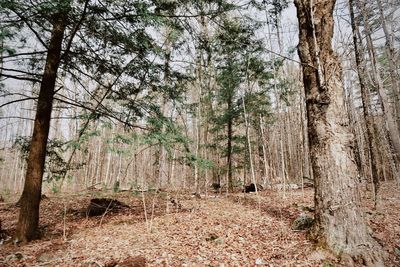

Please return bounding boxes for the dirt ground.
[0,182,399,267]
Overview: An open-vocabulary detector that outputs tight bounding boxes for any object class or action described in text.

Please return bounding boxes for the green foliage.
[1,0,191,128]
[67,129,101,151]
[263,0,289,25]
[106,133,136,156]
[206,14,274,176]
[51,184,60,194]
[113,180,120,193]
[0,28,15,55]
[1,187,11,197]
[13,136,80,183]
[145,114,185,148]
[185,152,215,170]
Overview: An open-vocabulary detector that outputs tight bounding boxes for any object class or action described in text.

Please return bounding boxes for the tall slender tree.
[14,0,71,242]
[294,0,385,265]
[349,0,380,199]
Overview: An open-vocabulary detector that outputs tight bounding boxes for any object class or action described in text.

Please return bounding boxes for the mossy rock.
[291,214,314,231]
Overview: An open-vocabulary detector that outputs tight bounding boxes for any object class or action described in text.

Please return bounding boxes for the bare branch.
[0,51,46,60]
[0,97,38,109]
[0,67,42,77]
[0,73,41,83]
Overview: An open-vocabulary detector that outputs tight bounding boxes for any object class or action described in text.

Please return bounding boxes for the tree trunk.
[15,14,67,242]
[356,0,400,165]
[227,109,233,192]
[349,0,380,201]
[376,0,400,131]
[294,0,385,265]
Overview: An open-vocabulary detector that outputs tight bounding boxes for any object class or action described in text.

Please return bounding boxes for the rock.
[86,198,129,217]
[211,183,221,192]
[206,233,219,242]
[37,251,55,263]
[211,183,221,189]
[243,183,263,193]
[118,256,146,267]
[5,252,24,262]
[255,258,264,265]
[0,195,4,202]
[291,214,314,231]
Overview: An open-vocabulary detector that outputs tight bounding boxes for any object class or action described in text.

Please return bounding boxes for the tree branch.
[0,51,46,60]
[0,73,41,83]
[11,9,49,49]
[0,67,42,77]
[61,0,90,60]
[0,97,38,109]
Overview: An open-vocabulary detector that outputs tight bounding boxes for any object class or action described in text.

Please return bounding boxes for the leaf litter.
[0,181,399,266]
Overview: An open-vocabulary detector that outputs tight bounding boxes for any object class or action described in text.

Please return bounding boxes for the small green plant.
[2,187,11,197]
[113,180,120,193]
[233,179,244,187]
[51,184,59,194]
[394,247,400,256]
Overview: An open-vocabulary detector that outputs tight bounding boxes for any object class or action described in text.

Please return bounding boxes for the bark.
[15,14,67,242]
[294,0,385,265]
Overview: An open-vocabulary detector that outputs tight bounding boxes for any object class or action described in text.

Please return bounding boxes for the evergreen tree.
[211,16,272,191]
[0,0,188,242]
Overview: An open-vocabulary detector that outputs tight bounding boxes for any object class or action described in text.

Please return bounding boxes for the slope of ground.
[0,182,399,266]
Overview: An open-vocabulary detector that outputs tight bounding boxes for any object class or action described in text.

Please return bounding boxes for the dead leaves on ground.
[0,182,399,266]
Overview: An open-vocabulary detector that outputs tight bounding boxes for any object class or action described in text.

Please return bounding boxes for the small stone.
[255,258,264,265]
[37,252,54,262]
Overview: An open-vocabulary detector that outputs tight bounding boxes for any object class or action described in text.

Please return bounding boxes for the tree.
[13,0,71,242]
[348,0,380,201]
[294,0,385,265]
[0,0,184,242]
[212,16,271,191]
[2,0,238,241]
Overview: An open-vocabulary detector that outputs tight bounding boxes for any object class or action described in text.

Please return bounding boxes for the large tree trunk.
[15,15,67,242]
[294,0,385,265]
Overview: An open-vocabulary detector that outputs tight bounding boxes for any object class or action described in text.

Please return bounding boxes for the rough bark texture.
[294,0,385,265]
[15,15,67,242]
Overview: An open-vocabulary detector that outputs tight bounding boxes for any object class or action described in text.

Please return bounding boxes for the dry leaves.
[0,182,399,266]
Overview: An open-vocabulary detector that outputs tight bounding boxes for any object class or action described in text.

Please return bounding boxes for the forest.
[0,0,399,266]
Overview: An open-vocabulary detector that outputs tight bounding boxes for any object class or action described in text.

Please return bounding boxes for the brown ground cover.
[0,182,399,266]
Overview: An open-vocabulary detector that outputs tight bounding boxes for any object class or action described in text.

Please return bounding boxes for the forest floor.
[0,182,399,267]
